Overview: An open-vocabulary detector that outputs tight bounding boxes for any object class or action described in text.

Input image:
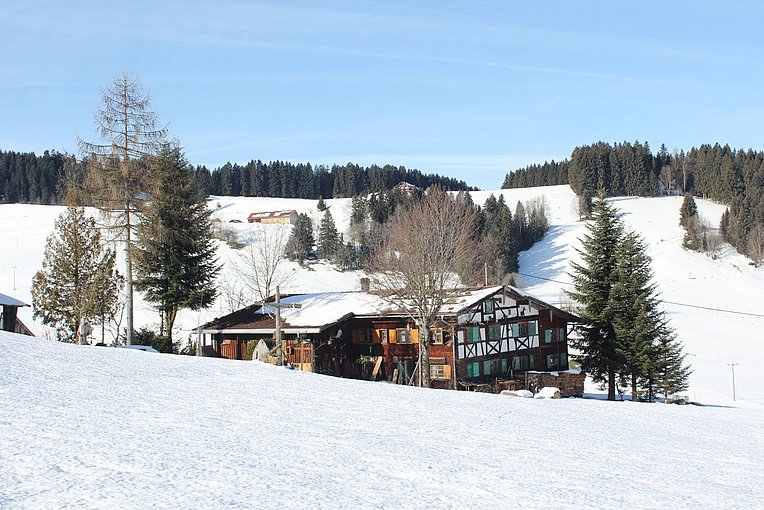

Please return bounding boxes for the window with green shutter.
[466,361,480,378]
[559,327,566,342]
[511,323,519,337]
[483,300,494,314]
[483,360,491,375]
[501,358,508,373]
[466,327,480,343]
[528,321,537,336]
[544,329,553,344]
[489,324,502,340]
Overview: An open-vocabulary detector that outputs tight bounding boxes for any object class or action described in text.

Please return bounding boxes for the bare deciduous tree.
[659,165,675,196]
[235,224,294,301]
[78,72,167,344]
[747,223,764,266]
[371,187,477,388]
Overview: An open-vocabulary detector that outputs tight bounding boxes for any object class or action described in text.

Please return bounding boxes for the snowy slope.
[1,331,762,509]
[1,186,762,405]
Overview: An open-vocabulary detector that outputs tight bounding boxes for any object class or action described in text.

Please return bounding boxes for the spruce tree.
[650,330,692,401]
[316,196,327,211]
[568,194,624,400]
[285,213,314,264]
[609,231,664,400]
[31,206,122,343]
[134,145,220,342]
[679,193,698,228]
[318,209,340,259]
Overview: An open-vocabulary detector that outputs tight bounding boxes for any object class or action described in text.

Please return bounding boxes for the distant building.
[247,210,298,224]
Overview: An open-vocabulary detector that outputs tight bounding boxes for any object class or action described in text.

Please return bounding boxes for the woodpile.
[525,372,584,397]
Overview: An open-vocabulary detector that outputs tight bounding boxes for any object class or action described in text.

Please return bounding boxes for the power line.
[514,271,764,319]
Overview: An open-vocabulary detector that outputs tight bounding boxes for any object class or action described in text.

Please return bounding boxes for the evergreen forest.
[0,148,472,205]
[503,141,764,261]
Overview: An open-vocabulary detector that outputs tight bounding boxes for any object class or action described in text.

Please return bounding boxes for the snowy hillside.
[1,331,762,509]
[1,185,763,405]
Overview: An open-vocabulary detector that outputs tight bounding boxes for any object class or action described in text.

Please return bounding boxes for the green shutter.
[483,360,491,375]
[559,328,566,342]
[544,330,552,344]
[501,358,508,373]
[511,323,519,337]
[528,321,537,336]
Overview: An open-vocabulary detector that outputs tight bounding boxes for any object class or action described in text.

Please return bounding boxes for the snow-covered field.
[1,331,762,509]
[2,186,764,508]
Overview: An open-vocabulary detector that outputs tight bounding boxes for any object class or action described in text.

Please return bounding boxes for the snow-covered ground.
[2,186,764,508]
[1,185,763,406]
[1,331,762,509]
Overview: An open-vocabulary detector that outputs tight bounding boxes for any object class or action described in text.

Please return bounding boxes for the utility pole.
[260,286,301,366]
[728,362,738,401]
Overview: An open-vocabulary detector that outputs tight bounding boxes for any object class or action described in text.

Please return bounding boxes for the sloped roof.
[0,292,28,307]
[202,285,580,334]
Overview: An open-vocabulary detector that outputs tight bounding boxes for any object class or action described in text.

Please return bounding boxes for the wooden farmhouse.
[200,285,584,395]
[247,210,298,224]
[0,292,33,336]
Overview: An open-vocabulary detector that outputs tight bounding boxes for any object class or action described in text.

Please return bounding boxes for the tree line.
[503,141,764,263]
[0,147,474,206]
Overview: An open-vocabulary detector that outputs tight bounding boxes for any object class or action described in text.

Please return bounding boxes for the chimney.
[360,277,370,292]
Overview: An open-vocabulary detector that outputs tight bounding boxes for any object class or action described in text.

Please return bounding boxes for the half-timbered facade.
[200,285,583,395]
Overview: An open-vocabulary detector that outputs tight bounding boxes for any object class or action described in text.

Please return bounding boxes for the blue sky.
[2,1,764,190]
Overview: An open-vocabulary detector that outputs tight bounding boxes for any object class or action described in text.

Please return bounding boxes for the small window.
[397,328,412,343]
[483,300,494,314]
[489,324,502,341]
[559,352,568,369]
[547,354,557,369]
[430,364,451,380]
[430,328,444,344]
[501,358,508,374]
[359,330,373,344]
[528,321,537,336]
[483,360,491,375]
[558,327,566,342]
[544,330,553,344]
[379,329,388,343]
[511,323,519,337]
[466,327,480,343]
[466,361,480,378]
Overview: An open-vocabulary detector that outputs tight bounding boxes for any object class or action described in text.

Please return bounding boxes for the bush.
[134,327,175,354]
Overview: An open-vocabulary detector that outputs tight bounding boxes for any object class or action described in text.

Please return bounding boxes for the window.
[379,329,388,343]
[359,330,372,344]
[430,328,444,344]
[528,321,537,336]
[483,300,494,314]
[489,324,502,341]
[466,327,480,343]
[501,358,508,374]
[430,363,451,380]
[466,361,480,378]
[544,329,553,344]
[512,355,536,370]
[558,327,566,342]
[510,323,519,337]
[547,354,557,369]
[559,352,568,370]
[483,360,491,375]
[397,328,412,343]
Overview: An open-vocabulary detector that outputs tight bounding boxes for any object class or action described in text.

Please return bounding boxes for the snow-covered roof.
[203,286,515,333]
[0,292,28,307]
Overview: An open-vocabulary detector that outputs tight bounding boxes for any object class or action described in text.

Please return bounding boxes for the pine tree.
[31,206,122,343]
[316,196,327,211]
[134,145,220,342]
[568,194,625,400]
[318,209,340,259]
[285,213,314,264]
